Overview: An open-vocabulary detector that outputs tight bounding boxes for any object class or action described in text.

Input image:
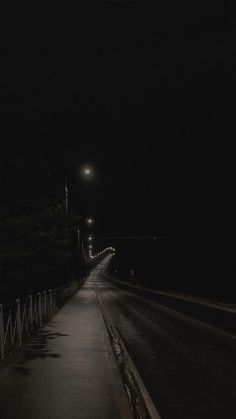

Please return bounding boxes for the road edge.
[95,289,161,419]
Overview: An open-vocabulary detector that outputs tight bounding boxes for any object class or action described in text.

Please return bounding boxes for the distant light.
[87,217,94,225]
[81,165,94,178]
[88,236,93,242]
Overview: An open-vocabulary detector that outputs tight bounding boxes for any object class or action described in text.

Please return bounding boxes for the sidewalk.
[0,268,133,418]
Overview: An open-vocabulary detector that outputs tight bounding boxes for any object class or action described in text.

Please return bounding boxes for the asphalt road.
[95,274,236,419]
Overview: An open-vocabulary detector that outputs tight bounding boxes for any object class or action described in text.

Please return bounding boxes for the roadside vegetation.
[0,203,81,303]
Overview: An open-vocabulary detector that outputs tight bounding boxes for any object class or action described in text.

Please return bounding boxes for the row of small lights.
[88,246,115,260]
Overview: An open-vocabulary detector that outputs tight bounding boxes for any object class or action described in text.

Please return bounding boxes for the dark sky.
[0,2,230,261]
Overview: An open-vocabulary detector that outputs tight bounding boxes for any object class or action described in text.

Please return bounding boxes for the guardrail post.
[29,295,33,326]
[16,299,22,347]
[49,290,52,312]
[51,291,54,310]
[0,304,4,360]
[38,293,42,327]
[23,303,28,333]
[46,291,48,314]
[43,291,47,317]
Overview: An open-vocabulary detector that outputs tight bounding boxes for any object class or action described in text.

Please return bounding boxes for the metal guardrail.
[0,280,82,360]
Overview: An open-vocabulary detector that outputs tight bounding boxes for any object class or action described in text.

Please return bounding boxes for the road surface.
[95,273,236,419]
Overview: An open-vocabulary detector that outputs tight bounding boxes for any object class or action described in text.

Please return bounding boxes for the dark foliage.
[0,203,81,302]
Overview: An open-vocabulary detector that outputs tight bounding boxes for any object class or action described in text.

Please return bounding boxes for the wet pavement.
[0,266,132,419]
[95,274,236,419]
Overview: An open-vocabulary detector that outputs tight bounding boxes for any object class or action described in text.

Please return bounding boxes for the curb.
[96,290,161,419]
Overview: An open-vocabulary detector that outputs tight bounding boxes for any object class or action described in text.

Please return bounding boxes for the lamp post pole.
[78,228,80,259]
[65,176,68,213]
[63,166,94,270]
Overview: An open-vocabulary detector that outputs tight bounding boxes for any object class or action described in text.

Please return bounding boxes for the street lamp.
[88,235,93,242]
[81,165,94,178]
[86,217,94,225]
[63,165,95,214]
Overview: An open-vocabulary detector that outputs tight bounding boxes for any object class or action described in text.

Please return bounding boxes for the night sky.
[0,2,230,277]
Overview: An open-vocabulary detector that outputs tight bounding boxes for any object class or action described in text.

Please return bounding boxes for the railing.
[0,280,82,360]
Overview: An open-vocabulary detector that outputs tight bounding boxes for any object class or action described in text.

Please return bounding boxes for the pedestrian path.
[0,265,132,419]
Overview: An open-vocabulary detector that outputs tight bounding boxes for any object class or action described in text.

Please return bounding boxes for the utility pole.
[78,229,80,258]
[65,176,68,213]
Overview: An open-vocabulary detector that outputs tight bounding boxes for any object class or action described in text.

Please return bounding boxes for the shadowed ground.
[0,271,132,419]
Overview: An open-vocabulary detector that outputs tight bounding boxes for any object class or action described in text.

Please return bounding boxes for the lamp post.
[78,228,80,258]
[64,165,94,214]
[65,177,68,213]
[64,165,95,271]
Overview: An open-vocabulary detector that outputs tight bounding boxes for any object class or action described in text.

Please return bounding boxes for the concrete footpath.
[0,267,133,419]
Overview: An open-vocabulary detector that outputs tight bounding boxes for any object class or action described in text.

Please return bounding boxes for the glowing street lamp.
[86,217,94,225]
[81,165,94,178]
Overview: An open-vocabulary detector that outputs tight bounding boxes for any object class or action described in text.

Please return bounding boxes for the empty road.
[95,273,236,419]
